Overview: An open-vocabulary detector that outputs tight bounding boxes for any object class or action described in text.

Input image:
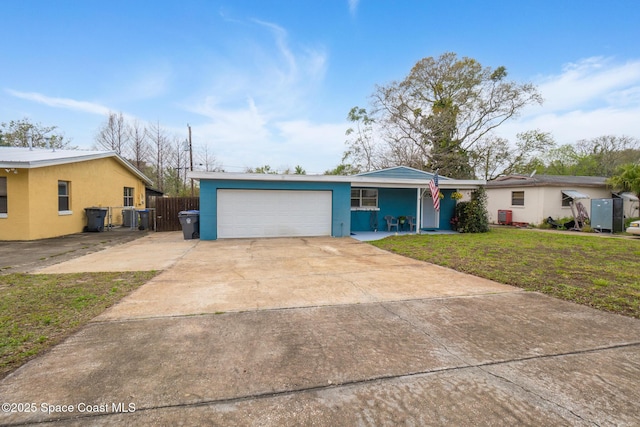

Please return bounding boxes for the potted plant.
[451,191,463,200]
[398,216,406,224]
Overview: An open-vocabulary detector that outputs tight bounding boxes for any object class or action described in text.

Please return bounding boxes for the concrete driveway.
[2,233,640,425]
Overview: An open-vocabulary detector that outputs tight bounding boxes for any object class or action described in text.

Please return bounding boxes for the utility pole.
[188,124,194,196]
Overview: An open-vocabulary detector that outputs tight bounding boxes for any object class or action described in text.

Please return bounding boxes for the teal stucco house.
[189,166,484,240]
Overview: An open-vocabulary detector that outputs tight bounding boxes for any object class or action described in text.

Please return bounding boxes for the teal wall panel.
[350,188,418,231]
[350,210,381,231]
[438,189,455,230]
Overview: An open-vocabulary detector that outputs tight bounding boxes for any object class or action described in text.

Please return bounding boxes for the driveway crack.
[377,301,471,366]
[477,366,600,426]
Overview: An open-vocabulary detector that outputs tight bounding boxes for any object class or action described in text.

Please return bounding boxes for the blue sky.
[2,1,640,173]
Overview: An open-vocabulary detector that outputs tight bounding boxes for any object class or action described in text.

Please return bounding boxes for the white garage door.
[217,189,332,238]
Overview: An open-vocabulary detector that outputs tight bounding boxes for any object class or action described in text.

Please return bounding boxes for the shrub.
[453,187,489,233]
[538,221,552,229]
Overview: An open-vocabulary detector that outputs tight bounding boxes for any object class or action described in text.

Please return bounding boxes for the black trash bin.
[137,209,150,230]
[178,210,200,239]
[85,207,108,232]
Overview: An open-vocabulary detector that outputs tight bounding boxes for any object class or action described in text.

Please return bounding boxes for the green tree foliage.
[453,187,489,233]
[537,136,640,177]
[345,52,542,178]
[608,163,640,198]
[324,162,359,175]
[245,165,307,174]
[0,118,72,148]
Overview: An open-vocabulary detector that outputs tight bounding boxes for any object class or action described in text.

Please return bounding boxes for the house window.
[351,188,378,208]
[124,187,134,207]
[562,193,572,207]
[511,191,525,206]
[58,181,71,212]
[0,177,7,217]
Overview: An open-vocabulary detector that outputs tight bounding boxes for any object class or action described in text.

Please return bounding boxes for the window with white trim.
[511,191,524,206]
[58,181,70,212]
[124,187,134,207]
[351,188,378,208]
[0,177,7,216]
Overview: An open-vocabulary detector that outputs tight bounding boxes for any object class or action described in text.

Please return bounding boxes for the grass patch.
[0,271,157,379]
[371,228,640,318]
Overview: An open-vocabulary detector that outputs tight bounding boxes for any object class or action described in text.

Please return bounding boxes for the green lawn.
[371,228,640,318]
[0,271,157,379]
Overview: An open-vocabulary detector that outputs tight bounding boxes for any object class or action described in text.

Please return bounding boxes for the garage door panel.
[217,190,332,238]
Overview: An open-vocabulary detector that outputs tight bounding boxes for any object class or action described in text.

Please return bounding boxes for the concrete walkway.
[2,234,640,425]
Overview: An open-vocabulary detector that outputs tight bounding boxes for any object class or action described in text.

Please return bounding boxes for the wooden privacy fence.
[147,196,200,232]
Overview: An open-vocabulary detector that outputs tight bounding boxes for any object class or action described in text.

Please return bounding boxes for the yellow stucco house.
[0,147,153,241]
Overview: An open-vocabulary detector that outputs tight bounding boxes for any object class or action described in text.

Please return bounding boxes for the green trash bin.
[178,210,200,239]
[85,207,108,232]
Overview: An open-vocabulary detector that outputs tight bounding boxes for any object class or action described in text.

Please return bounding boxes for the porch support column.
[416,187,421,233]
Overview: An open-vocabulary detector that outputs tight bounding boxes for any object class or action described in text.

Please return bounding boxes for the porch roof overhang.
[614,192,639,201]
[561,190,590,200]
[188,171,485,189]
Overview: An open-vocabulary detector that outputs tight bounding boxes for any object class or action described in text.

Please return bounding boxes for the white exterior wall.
[486,186,612,226]
[622,197,639,219]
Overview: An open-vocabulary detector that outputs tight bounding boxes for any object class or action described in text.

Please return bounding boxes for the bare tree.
[128,120,150,170]
[95,112,129,154]
[165,137,190,196]
[196,144,221,172]
[147,121,171,192]
[470,130,555,180]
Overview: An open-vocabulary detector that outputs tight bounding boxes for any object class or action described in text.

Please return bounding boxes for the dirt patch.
[0,229,148,274]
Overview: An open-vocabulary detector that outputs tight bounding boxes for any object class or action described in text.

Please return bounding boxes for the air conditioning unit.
[498,210,512,225]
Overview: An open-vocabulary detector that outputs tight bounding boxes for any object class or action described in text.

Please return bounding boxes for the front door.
[421,195,439,229]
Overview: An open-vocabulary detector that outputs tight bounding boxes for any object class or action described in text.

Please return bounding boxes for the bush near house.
[453,187,490,233]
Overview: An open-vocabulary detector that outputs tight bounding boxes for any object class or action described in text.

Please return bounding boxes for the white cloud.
[182,18,335,171]
[533,57,640,111]
[252,20,297,80]
[189,112,346,173]
[348,0,360,15]
[498,57,640,145]
[5,89,112,116]
[271,120,347,172]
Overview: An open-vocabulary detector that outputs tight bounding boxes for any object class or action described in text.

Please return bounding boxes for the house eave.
[188,171,485,189]
[486,182,608,189]
[487,174,608,189]
[0,149,153,186]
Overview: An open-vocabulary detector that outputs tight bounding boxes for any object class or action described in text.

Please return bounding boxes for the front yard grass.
[0,271,157,379]
[371,228,640,318]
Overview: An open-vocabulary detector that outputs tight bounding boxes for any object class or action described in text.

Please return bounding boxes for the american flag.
[429,171,440,211]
